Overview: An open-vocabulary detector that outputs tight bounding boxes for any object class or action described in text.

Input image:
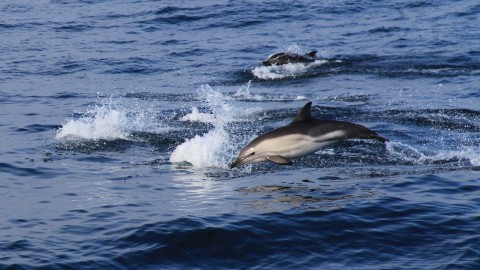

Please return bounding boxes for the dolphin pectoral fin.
[266,155,293,165]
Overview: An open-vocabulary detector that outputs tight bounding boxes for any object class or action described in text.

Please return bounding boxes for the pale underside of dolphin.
[229,102,388,169]
[261,50,318,66]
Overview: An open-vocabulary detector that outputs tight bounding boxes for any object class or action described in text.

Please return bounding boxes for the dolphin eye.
[248,152,255,156]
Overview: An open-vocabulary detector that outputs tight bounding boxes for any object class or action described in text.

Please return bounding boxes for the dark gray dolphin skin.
[229,102,388,168]
[261,50,318,66]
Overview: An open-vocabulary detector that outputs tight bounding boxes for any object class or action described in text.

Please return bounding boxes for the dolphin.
[262,50,318,66]
[229,102,388,168]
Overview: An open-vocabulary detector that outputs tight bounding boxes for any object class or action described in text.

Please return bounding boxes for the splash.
[180,107,217,123]
[233,80,264,101]
[55,97,166,141]
[170,127,230,168]
[385,142,426,164]
[284,44,302,54]
[56,104,129,140]
[180,82,279,124]
[170,85,236,169]
[435,147,480,167]
[252,59,327,80]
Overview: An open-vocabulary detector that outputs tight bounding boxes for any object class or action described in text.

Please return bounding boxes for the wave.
[0,162,64,179]
[386,142,480,167]
[7,201,478,270]
[380,108,480,132]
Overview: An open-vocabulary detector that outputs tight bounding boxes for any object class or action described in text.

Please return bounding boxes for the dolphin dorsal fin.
[292,102,313,123]
[307,50,317,58]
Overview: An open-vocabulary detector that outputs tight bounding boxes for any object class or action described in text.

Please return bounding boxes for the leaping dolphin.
[229,102,388,168]
[262,50,318,66]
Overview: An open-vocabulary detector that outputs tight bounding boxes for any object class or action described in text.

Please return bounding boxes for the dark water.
[1,0,480,269]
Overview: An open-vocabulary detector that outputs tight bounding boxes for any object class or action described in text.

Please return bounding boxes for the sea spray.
[170,85,237,169]
[233,80,261,100]
[180,107,217,123]
[55,96,166,141]
[385,141,427,165]
[56,100,129,140]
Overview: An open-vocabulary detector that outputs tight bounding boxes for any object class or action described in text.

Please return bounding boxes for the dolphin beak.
[230,152,255,169]
[229,158,243,169]
[229,154,251,169]
[229,160,239,169]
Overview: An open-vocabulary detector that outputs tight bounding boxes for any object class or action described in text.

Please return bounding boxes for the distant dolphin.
[262,50,318,66]
[229,102,388,168]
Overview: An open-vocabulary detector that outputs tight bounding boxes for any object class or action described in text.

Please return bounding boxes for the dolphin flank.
[229,102,388,169]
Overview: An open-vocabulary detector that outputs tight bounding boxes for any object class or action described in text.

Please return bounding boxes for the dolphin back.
[294,102,388,143]
[261,50,318,66]
[308,119,388,143]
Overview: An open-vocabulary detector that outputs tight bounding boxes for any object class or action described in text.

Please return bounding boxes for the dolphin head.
[229,144,267,169]
[229,128,298,169]
[229,102,314,169]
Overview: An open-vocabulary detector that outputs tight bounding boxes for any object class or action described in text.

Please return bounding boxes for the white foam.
[180,107,216,123]
[252,59,327,80]
[435,147,480,166]
[170,128,229,168]
[170,85,236,169]
[55,98,167,141]
[56,106,130,140]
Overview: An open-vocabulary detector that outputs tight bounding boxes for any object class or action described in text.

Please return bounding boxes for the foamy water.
[170,128,231,168]
[180,107,217,123]
[55,98,167,141]
[252,59,328,80]
[4,1,480,270]
[170,85,238,168]
[56,106,130,140]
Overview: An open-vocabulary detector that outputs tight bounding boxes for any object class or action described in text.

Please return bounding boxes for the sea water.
[1,1,480,269]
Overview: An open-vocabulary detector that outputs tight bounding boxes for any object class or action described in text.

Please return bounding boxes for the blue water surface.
[1,0,480,269]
